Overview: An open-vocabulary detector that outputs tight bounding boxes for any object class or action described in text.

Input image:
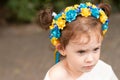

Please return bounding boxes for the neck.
[62,59,84,79]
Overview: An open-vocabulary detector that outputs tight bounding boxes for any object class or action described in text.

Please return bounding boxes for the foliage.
[1,0,120,23]
[6,0,40,22]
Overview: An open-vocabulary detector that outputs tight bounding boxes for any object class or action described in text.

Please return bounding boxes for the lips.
[84,65,94,69]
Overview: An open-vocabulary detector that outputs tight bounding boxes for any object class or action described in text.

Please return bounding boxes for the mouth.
[83,65,95,69]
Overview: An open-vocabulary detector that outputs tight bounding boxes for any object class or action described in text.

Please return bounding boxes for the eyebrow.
[76,46,101,53]
[92,45,101,50]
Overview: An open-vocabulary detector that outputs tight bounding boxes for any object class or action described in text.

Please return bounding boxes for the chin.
[84,69,93,72]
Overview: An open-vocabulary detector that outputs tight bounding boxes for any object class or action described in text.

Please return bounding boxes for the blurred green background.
[0,0,120,23]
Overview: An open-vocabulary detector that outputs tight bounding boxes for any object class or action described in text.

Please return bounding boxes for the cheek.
[97,50,101,58]
[93,51,100,62]
[66,51,84,66]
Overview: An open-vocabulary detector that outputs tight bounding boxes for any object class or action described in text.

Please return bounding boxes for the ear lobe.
[56,44,66,56]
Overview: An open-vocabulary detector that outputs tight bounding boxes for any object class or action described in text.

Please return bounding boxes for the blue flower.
[91,8,100,19]
[88,6,92,9]
[79,3,87,8]
[65,10,77,22]
[54,13,62,20]
[106,19,109,24]
[76,8,81,13]
[102,21,109,30]
[50,25,61,38]
[49,34,53,39]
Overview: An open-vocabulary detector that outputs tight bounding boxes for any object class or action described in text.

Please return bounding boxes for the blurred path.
[0,13,120,80]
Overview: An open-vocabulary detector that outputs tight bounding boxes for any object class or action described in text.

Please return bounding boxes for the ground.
[0,13,120,80]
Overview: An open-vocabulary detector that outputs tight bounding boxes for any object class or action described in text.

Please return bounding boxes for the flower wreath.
[49,2,109,46]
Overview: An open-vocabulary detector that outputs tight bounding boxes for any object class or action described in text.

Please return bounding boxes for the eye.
[93,47,100,51]
[77,50,86,54]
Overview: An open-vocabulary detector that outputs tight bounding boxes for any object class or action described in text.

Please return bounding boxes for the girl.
[38,2,118,80]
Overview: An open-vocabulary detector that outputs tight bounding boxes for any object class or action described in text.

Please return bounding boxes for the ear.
[56,43,66,56]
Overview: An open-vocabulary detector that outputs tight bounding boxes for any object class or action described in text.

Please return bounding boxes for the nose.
[85,54,94,63]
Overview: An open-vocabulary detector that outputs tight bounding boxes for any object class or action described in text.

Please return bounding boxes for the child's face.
[63,33,102,73]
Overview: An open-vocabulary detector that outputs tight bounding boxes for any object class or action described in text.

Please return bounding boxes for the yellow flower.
[100,15,108,24]
[56,17,66,30]
[86,2,92,6]
[74,4,79,9]
[65,6,74,12]
[100,10,106,15]
[103,29,107,35]
[51,37,60,46]
[49,25,54,30]
[100,10,108,24]
[81,8,91,17]
[49,20,55,30]
[92,4,97,8]
[61,13,66,19]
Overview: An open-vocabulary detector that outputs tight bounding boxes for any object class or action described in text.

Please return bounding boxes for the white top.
[44,60,118,80]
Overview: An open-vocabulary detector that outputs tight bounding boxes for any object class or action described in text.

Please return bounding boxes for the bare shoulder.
[48,62,69,80]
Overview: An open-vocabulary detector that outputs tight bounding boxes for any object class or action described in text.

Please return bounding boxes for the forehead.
[67,32,102,49]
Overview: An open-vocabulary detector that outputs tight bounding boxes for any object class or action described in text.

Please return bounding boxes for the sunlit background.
[0,0,120,80]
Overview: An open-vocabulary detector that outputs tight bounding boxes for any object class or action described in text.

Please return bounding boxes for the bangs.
[70,28,103,45]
